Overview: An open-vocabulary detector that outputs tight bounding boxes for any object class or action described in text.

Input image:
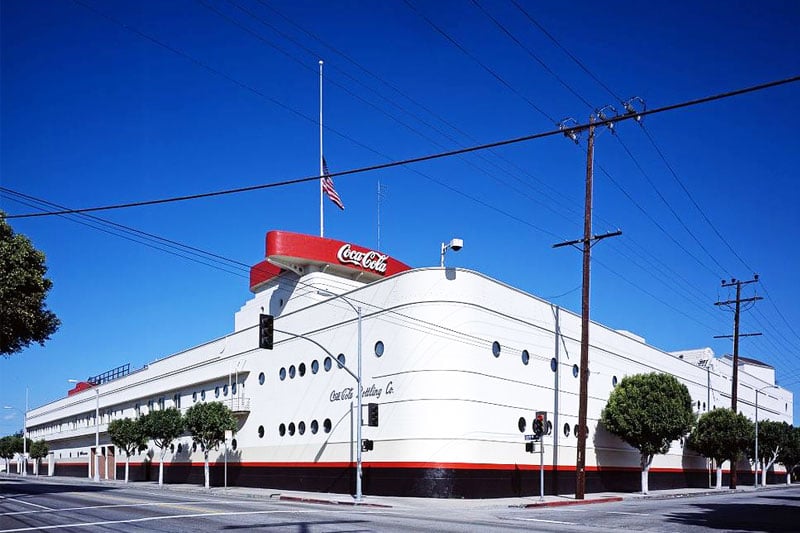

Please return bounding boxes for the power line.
[6,73,799,220]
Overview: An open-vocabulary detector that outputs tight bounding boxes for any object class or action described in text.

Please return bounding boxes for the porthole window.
[612,376,618,387]
[518,417,526,433]
[192,392,197,403]
[324,357,332,372]
[550,358,557,372]
[697,400,701,410]
[201,390,206,401]
[311,420,319,434]
[259,372,266,385]
[215,386,220,398]
[258,425,265,438]
[298,421,306,435]
[289,365,296,379]
[572,364,579,378]
[323,418,332,433]
[279,367,287,380]
[223,384,229,396]
[337,354,346,369]
[564,423,571,437]
[298,363,306,377]
[231,439,237,451]
[574,424,579,438]
[232,382,237,394]
[521,350,530,365]
[288,422,296,436]
[375,341,385,358]
[312,360,319,374]
[279,423,286,437]
[702,402,706,411]
[492,341,501,358]
[546,421,553,435]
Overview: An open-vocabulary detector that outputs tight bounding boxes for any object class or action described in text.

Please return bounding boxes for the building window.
[298,421,306,435]
[192,392,197,403]
[375,341,385,358]
[521,350,529,365]
[231,439,237,451]
[193,443,197,452]
[158,397,165,410]
[574,424,579,438]
[702,401,706,411]
[258,425,265,438]
[223,384,229,397]
[298,363,306,377]
[232,382,237,395]
[289,365,296,379]
[518,417,526,433]
[312,360,319,374]
[323,418,332,433]
[612,376,618,387]
[337,354,346,369]
[279,423,286,437]
[546,421,552,435]
[564,423,571,437]
[259,372,265,385]
[173,393,181,408]
[550,358,557,372]
[492,341,501,358]
[324,357,332,372]
[201,390,206,401]
[572,365,579,378]
[279,367,287,381]
[288,423,296,436]
[135,403,141,416]
[311,420,319,434]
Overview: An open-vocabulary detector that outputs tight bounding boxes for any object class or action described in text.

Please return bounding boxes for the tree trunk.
[640,453,652,494]
[715,465,723,489]
[204,450,210,489]
[159,449,165,486]
[125,455,130,483]
[787,471,792,485]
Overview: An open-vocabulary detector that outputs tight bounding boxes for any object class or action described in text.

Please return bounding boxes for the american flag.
[322,158,344,210]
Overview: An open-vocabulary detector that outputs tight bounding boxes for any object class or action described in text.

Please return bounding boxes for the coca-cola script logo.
[337,244,388,274]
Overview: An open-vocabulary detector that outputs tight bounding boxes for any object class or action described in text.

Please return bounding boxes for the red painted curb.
[278,495,392,508]
[521,496,624,508]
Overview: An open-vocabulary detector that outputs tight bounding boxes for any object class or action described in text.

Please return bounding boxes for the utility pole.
[714,275,761,489]
[554,113,621,499]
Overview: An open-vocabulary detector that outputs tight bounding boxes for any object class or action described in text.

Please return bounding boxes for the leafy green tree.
[748,420,791,486]
[600,372,695,494]
[0,212,60,357]
[29,440,48,476]
[140,408,184,486]
[108,418,148,483]
[777,426,800,485]
[184,402,237,488]
[688,408,754,489]
[0,436,16,473]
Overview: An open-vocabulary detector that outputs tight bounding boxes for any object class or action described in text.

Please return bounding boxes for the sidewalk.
[2,473,795,511]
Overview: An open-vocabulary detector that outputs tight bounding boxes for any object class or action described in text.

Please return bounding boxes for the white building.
[24,230,793,496]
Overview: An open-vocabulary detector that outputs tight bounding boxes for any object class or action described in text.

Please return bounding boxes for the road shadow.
[223,519,368,531]
[0,476,116,496]
[665,500,799,531]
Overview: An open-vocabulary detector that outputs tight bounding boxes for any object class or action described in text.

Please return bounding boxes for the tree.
[777,426,800,485]
[140,408,183,486]
[184,402,237,488]
[0,436,16,473]
[0,212,61,357]
[600,372,695,494]
[688,408,753,489]
[29,440,48,476]
[108,418,148,483]
[748,420,791,486]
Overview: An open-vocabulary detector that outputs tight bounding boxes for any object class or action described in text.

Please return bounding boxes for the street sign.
[524,434,535,441]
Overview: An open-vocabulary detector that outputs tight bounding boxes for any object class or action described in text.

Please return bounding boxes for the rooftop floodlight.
[440,238,464,267]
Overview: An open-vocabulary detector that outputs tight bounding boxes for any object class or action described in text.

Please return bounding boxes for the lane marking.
[606,511,650,516]
[0,508,337,532]
[0,500,217,517]
[2,499,54,511]
[511,518,577,525]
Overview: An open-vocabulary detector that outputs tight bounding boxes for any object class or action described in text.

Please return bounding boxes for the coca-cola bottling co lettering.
[337,244,388,274]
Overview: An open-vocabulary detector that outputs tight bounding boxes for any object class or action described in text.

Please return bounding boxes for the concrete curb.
[278,494,392,508]
[516,496,624,508]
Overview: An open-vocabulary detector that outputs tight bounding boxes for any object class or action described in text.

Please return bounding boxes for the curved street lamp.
[754,384,779,488]
[2,396,27,477]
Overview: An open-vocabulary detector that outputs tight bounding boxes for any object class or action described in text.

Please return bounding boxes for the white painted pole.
[356,306,363,502]
[319,60,324,238]
[94,388,100,482]
[23,387,28,476]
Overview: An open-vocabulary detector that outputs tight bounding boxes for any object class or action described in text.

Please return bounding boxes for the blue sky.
[2,0,799,429]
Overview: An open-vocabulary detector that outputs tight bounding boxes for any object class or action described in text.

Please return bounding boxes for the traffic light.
[525,441,535,453]
[533,411,547,440]
[367,403,379,427]
[361,439,374,452]
[259,314,274,350]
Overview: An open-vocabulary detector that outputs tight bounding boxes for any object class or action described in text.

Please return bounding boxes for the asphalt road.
[2,476,798,532]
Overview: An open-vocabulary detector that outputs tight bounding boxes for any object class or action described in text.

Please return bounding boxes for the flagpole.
[319,59,324,238]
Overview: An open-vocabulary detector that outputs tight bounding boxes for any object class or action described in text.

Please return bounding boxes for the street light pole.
[94,388,100,482]
[2,399,27,476]
[754,385,778,488]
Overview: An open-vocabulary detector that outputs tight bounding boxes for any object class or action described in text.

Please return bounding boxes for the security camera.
[449,238,463,252]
